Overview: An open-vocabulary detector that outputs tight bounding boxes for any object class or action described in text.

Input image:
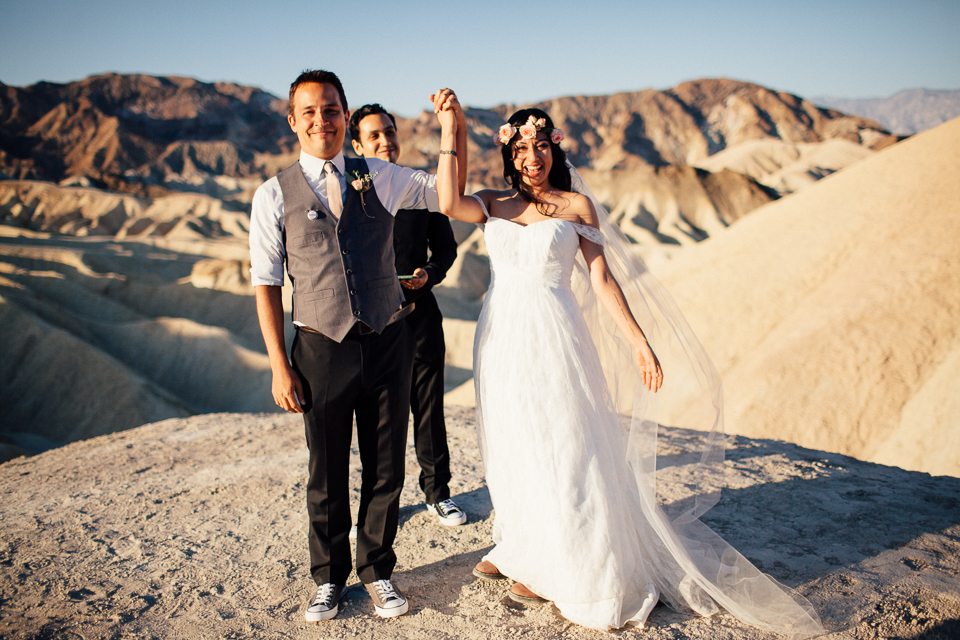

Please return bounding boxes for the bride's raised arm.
[432,90,487,223]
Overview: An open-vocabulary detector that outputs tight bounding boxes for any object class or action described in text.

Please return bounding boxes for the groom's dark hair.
[349,104,397,142]
[288,69,348,117]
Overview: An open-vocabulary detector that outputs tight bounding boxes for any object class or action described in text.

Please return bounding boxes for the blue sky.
[1,0,958,117]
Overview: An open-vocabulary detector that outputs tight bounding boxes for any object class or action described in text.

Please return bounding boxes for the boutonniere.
[351,170,378,217]
[351,170,377,193]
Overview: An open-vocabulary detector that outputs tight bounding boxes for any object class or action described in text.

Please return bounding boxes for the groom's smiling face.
[288,82,349,160]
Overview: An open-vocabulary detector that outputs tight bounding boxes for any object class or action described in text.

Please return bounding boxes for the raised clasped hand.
[429,88,463,130]
[430,87,459,112]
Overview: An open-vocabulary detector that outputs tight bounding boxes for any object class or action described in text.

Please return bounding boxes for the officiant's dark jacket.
[393,209,458,302]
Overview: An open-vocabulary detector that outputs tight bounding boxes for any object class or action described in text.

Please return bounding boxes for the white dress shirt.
[249,150,439,287]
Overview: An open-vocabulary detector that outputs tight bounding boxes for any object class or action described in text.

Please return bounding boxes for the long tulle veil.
[563,161,824,637]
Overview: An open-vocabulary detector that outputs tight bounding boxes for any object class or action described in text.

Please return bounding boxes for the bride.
[431,93,823,636]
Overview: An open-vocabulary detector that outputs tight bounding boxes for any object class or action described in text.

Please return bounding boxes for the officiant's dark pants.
[292,320,413,585]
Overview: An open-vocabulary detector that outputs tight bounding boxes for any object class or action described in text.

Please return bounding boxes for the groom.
[249,70,466,623]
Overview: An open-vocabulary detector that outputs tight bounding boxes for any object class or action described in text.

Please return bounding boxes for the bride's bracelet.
[439,150,457,156]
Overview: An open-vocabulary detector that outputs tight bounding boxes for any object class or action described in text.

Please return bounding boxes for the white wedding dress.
[471,195,823,636]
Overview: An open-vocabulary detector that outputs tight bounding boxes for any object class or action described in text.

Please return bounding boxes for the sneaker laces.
[311,583,336,607]
[436,499,460,516]
[371,579,400,602]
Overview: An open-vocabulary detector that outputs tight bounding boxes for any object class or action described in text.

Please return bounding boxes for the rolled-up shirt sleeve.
[249,177,286,287]
[366,159,439,214]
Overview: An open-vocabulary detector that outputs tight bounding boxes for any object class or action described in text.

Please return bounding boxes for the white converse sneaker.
[364,579,408,617]
[349,525,358,539]
[305,583,343,622]
[426,498,467,526]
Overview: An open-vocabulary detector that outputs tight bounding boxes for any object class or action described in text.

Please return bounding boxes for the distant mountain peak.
[810,88,960,134]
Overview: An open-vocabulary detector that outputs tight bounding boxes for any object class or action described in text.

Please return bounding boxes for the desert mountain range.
[814,88,960,135]
[0,74,294,198]
[2,74,903,244]
[2,74,897,185]
[1,74,957,479]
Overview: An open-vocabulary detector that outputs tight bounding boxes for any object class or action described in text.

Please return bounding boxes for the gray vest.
[278,158,404,342]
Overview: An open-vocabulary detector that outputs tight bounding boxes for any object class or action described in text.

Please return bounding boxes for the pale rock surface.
[0,294,190,452]
[694,139,874,194]
[0,411,957,639]
[0,228,272,455]
[0,181,251,240]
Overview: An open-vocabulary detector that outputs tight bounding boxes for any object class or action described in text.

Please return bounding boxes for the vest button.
[342,249,349,255]
[338,229,344,234]
[346,269,354,274]
[353,309,361,316]
[350,289,357,295]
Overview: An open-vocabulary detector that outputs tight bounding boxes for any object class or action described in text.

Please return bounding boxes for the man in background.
[349,104,466,530]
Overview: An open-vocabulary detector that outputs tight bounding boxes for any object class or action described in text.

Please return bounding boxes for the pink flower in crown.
[550,128,565,144]
[351,179,364,191]
[497,123,516,145]
[518,123,537,139]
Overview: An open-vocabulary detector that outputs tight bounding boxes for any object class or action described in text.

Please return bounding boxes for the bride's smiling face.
[512,132,553,187]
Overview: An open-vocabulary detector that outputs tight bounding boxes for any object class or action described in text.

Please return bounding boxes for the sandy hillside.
[1,409,958,640]
[655,117,960,477]
[693,138,874,194]
[0,225,275,459]
[0,180,252,240]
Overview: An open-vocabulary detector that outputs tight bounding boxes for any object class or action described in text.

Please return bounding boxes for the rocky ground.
[1,408,958,640]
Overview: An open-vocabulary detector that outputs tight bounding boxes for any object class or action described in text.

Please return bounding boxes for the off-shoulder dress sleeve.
[571,223,605,247]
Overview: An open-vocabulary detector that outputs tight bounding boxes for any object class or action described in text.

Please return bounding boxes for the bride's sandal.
[508,583,547,605]
[473,560,507,580]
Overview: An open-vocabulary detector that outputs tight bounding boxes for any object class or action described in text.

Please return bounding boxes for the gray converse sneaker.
[426,498,467,526]
[364,579,408,617]
[305,583,343,622]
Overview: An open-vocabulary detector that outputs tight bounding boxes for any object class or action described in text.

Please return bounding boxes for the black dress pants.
[406,293,452,503]
[357,293,451,530]
[292,319,413,585]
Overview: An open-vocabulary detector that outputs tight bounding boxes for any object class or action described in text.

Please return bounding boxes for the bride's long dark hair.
[500,108,571,214]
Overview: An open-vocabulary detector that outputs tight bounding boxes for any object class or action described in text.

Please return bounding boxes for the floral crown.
[494,115,565,146]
